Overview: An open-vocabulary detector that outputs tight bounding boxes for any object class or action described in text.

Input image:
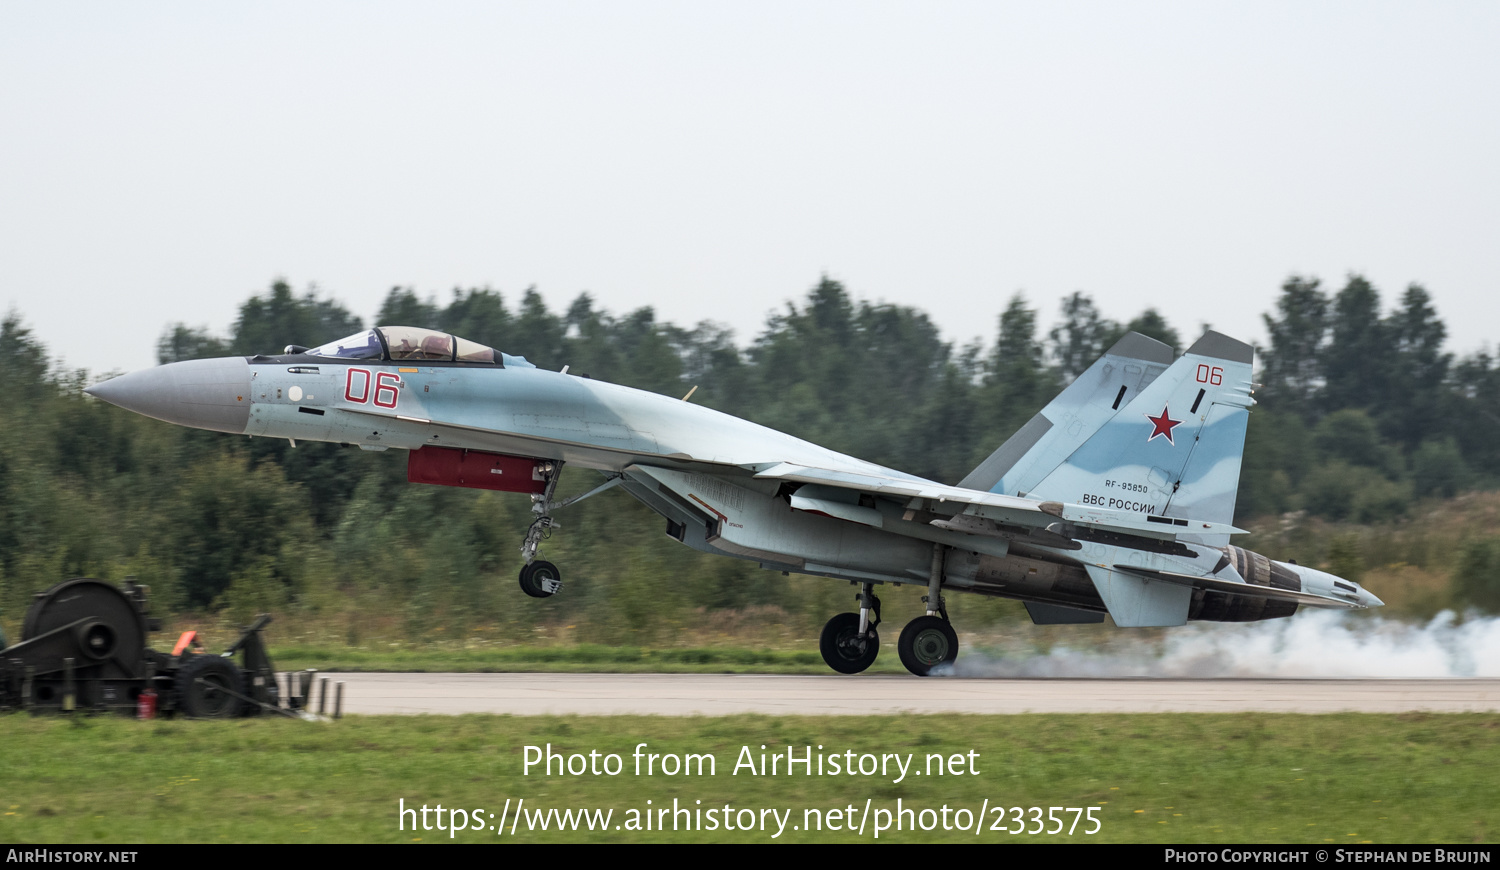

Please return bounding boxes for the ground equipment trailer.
[0,578,281,718]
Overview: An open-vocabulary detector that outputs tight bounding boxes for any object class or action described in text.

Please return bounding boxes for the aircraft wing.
[748,462,1375,621]
[749,461,1245,543]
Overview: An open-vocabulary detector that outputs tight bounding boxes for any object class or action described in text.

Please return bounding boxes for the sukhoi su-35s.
[87,325,1382,675]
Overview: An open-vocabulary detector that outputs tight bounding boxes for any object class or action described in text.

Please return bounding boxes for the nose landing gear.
[518,462,564,597]
[514,466,625,600]
[518,512,562,597]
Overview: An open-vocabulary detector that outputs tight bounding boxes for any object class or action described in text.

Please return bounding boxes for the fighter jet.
[86,325,1382,675]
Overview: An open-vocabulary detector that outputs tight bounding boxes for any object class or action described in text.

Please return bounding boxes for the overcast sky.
[2,2,1496,375]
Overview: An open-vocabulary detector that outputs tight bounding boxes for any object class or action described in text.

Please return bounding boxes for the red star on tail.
[1145,405,1181,444]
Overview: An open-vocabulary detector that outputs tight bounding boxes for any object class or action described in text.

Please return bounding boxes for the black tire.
[819,612,879,674]
[519,560,561,598]
[898,615,958,677]
[173,655,245,719]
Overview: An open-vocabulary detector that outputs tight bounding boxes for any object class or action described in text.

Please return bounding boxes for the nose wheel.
[898,615,958,676]
[519,560,562,598]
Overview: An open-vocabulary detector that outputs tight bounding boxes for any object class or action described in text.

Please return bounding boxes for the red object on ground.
[137,688,157,720]
[407,446,548,494]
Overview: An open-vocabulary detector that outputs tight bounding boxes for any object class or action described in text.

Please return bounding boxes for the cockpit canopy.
[306,327,534,367]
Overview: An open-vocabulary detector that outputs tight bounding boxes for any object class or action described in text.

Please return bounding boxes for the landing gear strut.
[515,465,627,599]
[519,461,565,596]
[897,542,958,676]
[819,583,881,674]
[521,462,563,565]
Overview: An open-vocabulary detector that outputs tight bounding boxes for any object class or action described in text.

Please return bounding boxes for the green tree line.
[2,272,1497,637]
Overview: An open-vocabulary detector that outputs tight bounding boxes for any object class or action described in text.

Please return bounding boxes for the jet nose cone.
[86,357,252,434]
[1361,587,1385,608]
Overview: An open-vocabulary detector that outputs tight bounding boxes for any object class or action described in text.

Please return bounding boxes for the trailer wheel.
[174,655,244,719]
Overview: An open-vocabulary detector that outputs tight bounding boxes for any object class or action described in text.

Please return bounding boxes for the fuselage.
[90,353,930,480]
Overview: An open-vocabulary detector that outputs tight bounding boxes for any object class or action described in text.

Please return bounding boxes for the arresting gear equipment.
[0,578,342,719]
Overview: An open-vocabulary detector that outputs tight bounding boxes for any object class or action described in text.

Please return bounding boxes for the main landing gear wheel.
[519,560,562,598]
[898,615,958,677]
[819,612,879,675]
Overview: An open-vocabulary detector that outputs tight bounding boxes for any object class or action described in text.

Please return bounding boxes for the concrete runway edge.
[323,674,1500,716]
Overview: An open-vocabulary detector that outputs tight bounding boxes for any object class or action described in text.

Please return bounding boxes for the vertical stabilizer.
[959,332,1173,496]
[1023,331,1255,545]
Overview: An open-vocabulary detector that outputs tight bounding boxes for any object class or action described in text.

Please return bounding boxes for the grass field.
[1,712,1496,843]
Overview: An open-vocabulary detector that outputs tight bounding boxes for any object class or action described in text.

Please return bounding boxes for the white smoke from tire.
[935,610,1500,678]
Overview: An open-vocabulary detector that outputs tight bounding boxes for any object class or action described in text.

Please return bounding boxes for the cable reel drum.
[6,578,156,711]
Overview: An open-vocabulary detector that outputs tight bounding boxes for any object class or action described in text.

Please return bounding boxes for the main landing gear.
[819,584,881,674]
[818,544,960,677]
[816,591,961,677]
[898,543,958,676]
[897,614,958,677]
[515,463,624,600]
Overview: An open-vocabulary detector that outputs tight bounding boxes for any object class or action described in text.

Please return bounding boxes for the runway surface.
[327,673,1500,715]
